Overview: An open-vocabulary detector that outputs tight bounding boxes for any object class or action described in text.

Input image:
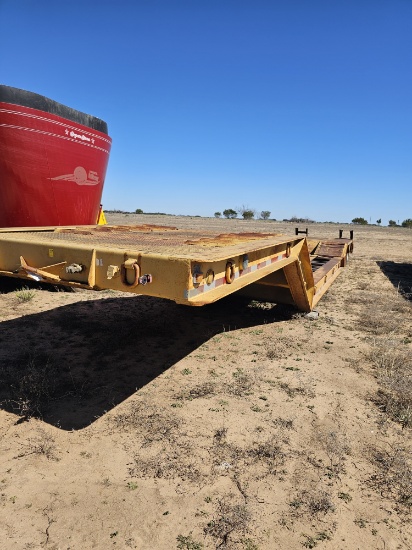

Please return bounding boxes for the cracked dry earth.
[0,215,411,550]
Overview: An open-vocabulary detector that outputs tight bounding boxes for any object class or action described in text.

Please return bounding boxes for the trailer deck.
[0,225,353,312]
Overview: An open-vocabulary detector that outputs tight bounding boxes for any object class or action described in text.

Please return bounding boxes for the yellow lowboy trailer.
[0,225,353,312]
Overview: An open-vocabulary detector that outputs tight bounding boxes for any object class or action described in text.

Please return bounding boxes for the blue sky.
[1,0,411,224]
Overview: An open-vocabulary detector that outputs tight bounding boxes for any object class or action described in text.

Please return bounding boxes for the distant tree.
[214,212,221,218]
[388,220,397,227]
[260,210,271,220]
[288,215,315,224]
[238,205,256,220]
[352,217,368,225]
[376,218,381,225]
[402,218,412,228]
[242,210,255,220]
[135,208,143,214]
[223,208,237,219]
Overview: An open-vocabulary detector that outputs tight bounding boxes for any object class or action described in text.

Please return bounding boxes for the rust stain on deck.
[56,224,178,235]
[184,232,281,247]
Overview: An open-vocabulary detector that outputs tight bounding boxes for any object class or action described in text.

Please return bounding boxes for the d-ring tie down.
[121,260,140,288]
[225,261,236,284]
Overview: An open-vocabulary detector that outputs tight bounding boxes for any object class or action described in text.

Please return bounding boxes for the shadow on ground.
[377,261,412,301]
[0,288,296,431]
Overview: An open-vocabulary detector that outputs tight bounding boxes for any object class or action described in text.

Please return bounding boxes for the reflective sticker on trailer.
[185,253,287,299]
[96,258,103,266]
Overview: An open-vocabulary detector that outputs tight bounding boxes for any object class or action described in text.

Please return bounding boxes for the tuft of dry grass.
[0,355,56,419]
[175,382,216,401]
[247,436,286,475]
[130,447,202,482]
[227,368,254,397]
[310,429,351,480]
[289,489,335,518]
[204,499,251,547]
[14,287,36,303]
[367,338,412,427]
[369,444,412,510]
[112,401,181,444]
[16,429,57,460]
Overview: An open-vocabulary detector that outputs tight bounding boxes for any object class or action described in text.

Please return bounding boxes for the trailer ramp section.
[0,225,353,312]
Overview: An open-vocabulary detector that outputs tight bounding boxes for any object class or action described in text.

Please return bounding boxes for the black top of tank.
[0,85,108,135]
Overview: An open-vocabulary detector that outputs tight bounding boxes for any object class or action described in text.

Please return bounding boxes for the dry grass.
[16,429,57,460]
[227,368,254,397]
[0,354,56,419]
[14,287,36,303]
[204,499,251,548]
[112,401,181,444]
[129,444,203,483]
[351,266,412,516]
[369,443,412,510]
[175,381,216,401]
[366,338,412,427]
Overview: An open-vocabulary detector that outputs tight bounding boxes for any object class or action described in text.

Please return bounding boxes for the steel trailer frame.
[0,225,353,312]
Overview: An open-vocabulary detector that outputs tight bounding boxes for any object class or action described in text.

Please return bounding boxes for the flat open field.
[0,215,411,550]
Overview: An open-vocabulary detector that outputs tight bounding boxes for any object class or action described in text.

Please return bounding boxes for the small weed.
[317,430,350,477]
[279,382,314,399]
[315,531,331,541]
[289,499,303,509]
[176,533,203,549]
[16,429,57,460]
[228,368,254,397]
[126,481,138,490]
[301,531,331,548]
[248,437,285,474]
[242,538,259,550]
[181,368,192,375]
[354,518,368,528]
[113,402,181,445]
[306,491,335,515]
[204,501,250,546]
[15,287,35,303]
[301,535,317,548]
[338,492,352,503]
[214,427,228,444]
[1,355,56,419]
[273,417,294,430]
[176,382,215,401]
[80,451,92,459]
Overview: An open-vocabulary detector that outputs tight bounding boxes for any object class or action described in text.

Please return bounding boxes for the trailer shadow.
[377,261,412,302]
[0,291,296,430]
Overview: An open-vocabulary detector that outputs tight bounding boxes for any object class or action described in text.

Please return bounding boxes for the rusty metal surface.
[315,241,347,257]
[0,225,288,261]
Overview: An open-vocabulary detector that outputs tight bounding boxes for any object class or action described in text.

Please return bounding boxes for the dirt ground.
[0,215,411,550]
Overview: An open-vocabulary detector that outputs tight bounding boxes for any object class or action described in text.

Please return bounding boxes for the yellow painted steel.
[0,225,353,311]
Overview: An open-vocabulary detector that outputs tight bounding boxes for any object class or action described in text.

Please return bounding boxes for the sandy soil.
[0,215,411,550]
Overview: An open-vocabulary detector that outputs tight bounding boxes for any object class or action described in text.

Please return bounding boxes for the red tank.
[0,85,112,227]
